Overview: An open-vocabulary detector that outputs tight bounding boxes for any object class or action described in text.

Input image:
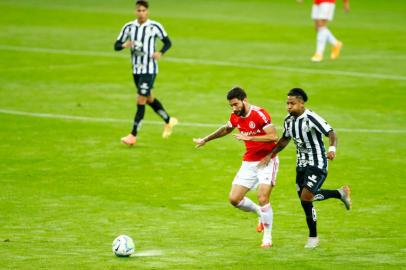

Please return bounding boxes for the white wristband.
[328,146,336,153]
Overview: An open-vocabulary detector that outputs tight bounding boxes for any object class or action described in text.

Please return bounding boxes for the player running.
[259,88,351,248]
[193,87,279,248]
[297,0,350,62]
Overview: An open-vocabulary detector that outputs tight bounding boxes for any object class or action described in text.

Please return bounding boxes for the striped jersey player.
[259,88,351,248]
[114,0,177,146]
[194,87,279,249]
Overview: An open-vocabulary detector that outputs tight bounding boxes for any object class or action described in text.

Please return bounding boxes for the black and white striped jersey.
[116,19,168,74]
[282,109,333,170]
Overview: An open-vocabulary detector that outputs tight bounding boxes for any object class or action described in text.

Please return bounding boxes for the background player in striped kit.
[259,88,351,248]
[114,0,177,146]
[297,0,350,62]
[193,87,279,248]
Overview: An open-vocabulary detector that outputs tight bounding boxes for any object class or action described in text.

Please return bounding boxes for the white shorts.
[312,3,335,21]
[232,157,279,190]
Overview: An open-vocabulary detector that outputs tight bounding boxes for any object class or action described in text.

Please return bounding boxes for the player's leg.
[230,162,260,215]
[256,156,279,248]
[144,75,178,138]
[314,186,352,210]
[311,3,338,62]
[121,75,148,145]
[297,167,319,248]
[229,184,259,214]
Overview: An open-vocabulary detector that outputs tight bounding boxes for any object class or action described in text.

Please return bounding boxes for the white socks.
[260,203,273,244]
[236,197,260,215]
[236,199,273,245]
[316,27,338,54]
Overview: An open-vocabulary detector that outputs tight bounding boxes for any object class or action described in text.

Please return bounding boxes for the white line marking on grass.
[132,250,164,257]
[1,45,406,81]
[1,108,406,134]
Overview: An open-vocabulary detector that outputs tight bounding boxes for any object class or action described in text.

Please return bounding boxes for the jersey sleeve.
[153,22,168,40]
[116,23,132,42]
[227,114,237,128]
[258,109,272,129]
[307,112,333,136]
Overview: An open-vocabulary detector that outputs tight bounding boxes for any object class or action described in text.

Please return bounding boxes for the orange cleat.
[162,117,178,138]
[331,41,343,60]
[121,134,136,146]
[256,222,264,233]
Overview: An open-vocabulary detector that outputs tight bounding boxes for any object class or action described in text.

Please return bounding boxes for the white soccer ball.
[112,235,135,257]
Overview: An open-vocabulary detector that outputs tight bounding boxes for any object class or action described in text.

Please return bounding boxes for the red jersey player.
[297,0,350,62]
[193,87,279,248]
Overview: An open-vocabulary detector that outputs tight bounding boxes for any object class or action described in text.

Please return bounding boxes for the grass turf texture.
[0,0,405,269]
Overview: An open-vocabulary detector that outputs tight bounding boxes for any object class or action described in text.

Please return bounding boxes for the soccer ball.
[112,235,135,257]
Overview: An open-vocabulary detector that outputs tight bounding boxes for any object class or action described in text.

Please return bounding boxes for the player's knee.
[257,194,269,206]
[300,190,314,202]
[228,195,241,207]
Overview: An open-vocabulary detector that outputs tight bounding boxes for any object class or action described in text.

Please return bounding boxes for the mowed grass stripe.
[1,45,406,81]
[1,108,405,134]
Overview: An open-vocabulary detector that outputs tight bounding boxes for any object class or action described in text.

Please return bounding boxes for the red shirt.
[227,105,276,162]
[314,0,336,4]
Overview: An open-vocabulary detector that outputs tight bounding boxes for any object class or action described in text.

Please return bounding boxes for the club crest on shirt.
[302,118,310,133]
[249,121,256,129]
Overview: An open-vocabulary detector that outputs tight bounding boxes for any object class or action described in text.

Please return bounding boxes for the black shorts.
[132,74,156,96]
[296,166,327,194]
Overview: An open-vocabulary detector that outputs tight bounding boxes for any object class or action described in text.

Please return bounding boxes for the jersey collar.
[134,19,150,26]
[296,109,309,120]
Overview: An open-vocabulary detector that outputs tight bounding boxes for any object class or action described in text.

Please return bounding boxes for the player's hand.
[233,133,251,141]
[152,52,162,60]
[122,40,134,49]
[193,138,206,148]
[257,154,272,168]
[327,151,336,160]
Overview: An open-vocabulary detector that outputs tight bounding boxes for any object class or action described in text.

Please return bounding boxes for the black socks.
[149,99,170,124]
[301,201,317,237]
[131,104,145,136]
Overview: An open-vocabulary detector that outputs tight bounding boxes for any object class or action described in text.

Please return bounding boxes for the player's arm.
[114,24,133,51]
[234,124,278,142]
[152,36,172,60]
[257,136,291,167]
[193,125,234,148]
[326,130,337,160]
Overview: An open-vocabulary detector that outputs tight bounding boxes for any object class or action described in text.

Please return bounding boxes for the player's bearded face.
[229,99,246,116]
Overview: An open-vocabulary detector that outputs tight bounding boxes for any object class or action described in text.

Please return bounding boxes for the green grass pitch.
[0,0,405,269]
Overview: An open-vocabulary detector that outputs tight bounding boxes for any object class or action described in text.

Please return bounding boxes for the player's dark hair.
[288,88,308,102]
[227,86,247,101]
[136,0,149,8]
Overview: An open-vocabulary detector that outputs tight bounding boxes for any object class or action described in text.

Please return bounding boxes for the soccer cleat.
[311,53,323,62]
[256,222,264,233]
[121,134,136,146]
[304,237,319,248]
[162,117,178,138]
[338,185,352,210]
[260,242,273,249]
[331,41,343,60]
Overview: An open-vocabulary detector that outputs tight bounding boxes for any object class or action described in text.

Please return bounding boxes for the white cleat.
[162,117,178,138]
[304,237,319,248]
[311,53,323,62]
[338,185,352,210]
